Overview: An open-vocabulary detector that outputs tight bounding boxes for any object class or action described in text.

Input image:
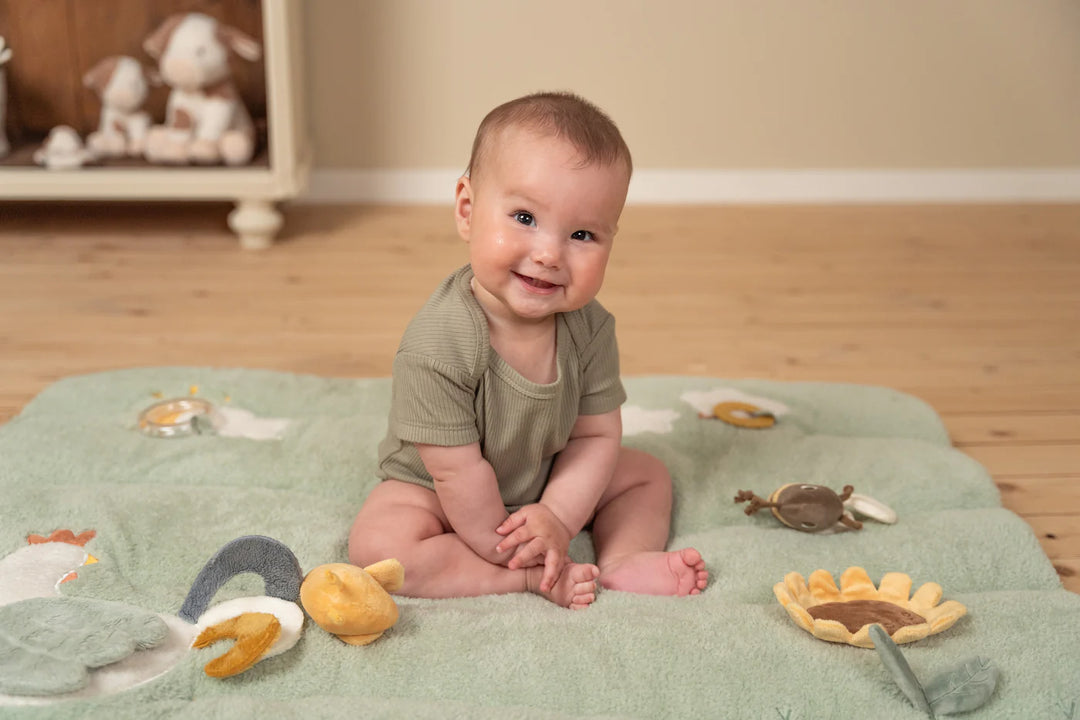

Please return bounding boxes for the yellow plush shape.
[300,560,403,645]
[192,612,282,678]
[711,401,776,429]
[773,566,967,648]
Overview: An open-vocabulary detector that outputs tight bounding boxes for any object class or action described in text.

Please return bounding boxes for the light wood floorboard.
[1,201,1077,592]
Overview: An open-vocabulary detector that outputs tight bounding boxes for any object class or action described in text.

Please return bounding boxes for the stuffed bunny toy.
[82,56,157,158]
[142,13,262,166]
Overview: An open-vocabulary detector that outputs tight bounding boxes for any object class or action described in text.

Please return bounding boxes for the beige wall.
[303,0,1080,171]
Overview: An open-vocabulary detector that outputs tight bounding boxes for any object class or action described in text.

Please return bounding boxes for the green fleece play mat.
[1,368,1077,719]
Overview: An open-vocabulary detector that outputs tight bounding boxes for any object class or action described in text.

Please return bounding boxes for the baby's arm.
[541,408,622,535]
[496,409,622,576]
[415,442,515,565]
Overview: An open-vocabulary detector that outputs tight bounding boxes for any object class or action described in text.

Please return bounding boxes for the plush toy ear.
[143,14,187,60]
[216,25,262,62]
[82,56,119,93]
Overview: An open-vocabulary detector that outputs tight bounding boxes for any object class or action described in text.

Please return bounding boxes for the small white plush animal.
[33,126,95,170]
[0,36,12,159]
[82,55,157,158]
[142,13,262,166]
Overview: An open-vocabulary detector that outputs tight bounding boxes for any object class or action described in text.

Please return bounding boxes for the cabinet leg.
[228,199,283,250]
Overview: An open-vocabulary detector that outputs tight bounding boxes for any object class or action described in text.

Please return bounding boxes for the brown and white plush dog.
[142,13,261,166]
[82,55,157,158]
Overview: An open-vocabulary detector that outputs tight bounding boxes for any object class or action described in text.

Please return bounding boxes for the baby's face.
[456,127,629,325]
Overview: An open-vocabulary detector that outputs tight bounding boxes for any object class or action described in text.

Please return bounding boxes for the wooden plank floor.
[1,201,1077,592]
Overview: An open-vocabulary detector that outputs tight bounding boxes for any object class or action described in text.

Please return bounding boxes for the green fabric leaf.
[0,596,168,696]
[870,624,934,718]
[923,657,999,716]
[0,633,88,696]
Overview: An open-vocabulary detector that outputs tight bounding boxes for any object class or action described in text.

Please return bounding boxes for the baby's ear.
[454,176,473,241]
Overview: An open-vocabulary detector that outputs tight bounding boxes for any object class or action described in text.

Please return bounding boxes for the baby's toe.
[680,547,703,568]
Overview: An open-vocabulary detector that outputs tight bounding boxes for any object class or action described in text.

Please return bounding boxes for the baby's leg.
[349,480,598,608]
[591,448,709,596]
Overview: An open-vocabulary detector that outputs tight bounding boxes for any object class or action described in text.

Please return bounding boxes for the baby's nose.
[530,233,562,267]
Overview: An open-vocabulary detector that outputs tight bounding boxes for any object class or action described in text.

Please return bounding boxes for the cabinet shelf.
[0,0,310,249]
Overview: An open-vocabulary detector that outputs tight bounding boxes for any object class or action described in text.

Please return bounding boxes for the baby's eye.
[571,230,594,242]
[513,212,536,227]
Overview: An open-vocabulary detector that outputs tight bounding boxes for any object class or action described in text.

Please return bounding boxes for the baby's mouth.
[514,272,558,290]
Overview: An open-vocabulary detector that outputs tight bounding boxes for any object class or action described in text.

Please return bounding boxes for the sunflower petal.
[910,582,944,612]
[848,624,876,648]
[839,567,876,600]
[892,622,932,645]
[811,618,854,644]
[877,572,913,604]
[926,600,967,633]
[808,570,841,604]
[784,603,815,633]
[784,572,813,606]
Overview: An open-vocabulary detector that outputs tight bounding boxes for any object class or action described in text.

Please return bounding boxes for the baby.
[349,92,708,609]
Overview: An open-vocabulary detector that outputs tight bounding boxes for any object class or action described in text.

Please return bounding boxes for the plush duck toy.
[300,560,404,646]
[182,538,405,675]
[0,532,403,700]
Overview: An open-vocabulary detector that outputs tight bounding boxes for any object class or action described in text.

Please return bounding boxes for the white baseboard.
[300,168,1080,204]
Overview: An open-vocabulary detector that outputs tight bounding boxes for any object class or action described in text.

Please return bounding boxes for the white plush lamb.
[142,13,261,166]
[82,55,157,158]
[0,36,12,159]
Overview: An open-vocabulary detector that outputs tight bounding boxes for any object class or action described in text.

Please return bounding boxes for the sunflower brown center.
[807,599,926,634]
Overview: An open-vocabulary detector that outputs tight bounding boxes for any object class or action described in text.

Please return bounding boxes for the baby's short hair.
[467,91,632,181]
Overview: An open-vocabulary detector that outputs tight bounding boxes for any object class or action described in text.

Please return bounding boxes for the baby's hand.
[495,504,571,592]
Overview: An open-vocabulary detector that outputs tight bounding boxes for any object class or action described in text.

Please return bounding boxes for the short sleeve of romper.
[375,264,626,509]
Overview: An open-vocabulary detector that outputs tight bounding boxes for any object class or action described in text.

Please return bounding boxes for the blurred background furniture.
[0,0,310,249]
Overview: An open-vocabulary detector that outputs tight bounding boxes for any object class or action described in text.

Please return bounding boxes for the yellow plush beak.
[193,612,282,678]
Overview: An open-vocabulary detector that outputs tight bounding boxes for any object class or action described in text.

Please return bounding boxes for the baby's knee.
[620,447,671,486]
[348,533,387,567]
[348,484,444,566]
[348,522,413,568]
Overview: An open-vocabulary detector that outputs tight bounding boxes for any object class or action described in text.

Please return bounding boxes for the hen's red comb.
[27,529,96,546]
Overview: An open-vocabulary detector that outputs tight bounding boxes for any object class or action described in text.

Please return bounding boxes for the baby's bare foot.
[527,562,599,609]
[599,548,708,596]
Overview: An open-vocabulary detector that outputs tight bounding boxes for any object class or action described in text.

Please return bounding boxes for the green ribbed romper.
[376,264,626,509]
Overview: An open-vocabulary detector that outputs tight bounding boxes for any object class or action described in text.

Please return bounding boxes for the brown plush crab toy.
[735,483,895,533]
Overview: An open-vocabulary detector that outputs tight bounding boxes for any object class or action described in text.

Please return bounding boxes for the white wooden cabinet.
[0,0,310,249]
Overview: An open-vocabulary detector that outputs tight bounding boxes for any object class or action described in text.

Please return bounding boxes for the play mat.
[1,368,1078,719]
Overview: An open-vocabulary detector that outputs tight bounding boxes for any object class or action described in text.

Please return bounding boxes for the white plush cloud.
[621,406,680,436]
[215,407,291,441]
[679,388,790,417]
